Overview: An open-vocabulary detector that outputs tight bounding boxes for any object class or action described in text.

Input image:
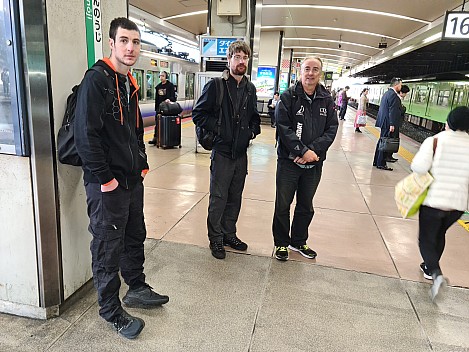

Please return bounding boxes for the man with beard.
[192,41,261,259]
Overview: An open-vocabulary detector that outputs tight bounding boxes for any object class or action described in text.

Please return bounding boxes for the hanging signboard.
[200,36,245,57]
[442,11,469,40]
[84,0,103,68]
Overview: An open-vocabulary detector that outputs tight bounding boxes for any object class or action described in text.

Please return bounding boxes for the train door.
[185,73,195,100]
[170,72,179,97]
[427,84,451,123]
[452,86,466,108]
[146,70,159,101]
[132,69,144,100]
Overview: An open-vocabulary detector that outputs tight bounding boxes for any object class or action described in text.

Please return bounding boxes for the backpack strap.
[214,77,224,135]
[87,66,114,111]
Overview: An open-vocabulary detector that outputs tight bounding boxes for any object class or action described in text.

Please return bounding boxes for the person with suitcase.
[149,71,176,145]
[192,40,261,260]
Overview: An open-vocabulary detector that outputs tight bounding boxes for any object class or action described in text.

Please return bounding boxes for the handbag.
[357,114,367,125]
[394,172,434,218]
[158,101,182,116]
[394,137,438,218]
[378,137,400,153]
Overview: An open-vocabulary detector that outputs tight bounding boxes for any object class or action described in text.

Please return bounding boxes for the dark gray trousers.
[207,151,248,243]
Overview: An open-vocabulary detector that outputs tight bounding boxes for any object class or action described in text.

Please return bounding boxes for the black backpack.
[57,66,111,166]
[195,77,224,151]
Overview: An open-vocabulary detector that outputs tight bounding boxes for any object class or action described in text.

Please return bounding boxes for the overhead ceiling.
[129,0,465,79]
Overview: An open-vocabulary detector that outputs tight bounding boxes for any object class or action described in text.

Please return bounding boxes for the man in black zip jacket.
[192,40,261,259]
[75,18,168,339]
[272,56,338,262]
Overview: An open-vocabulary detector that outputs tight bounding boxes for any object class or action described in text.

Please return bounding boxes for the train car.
[131,43,199,127]
[348,73,469,133]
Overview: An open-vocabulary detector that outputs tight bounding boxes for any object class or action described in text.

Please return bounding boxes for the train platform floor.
[1,108,469,351]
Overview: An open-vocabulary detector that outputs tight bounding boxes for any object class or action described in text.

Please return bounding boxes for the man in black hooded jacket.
[272,56,338,262]
[75,17,168,340]
[192,40,261,260]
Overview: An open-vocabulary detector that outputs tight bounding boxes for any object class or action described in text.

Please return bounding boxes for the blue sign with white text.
[200,36,245,57]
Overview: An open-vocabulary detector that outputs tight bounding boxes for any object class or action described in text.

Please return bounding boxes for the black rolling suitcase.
[156,114,182,149]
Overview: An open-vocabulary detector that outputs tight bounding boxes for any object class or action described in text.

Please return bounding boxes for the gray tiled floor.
[1,240,468,351]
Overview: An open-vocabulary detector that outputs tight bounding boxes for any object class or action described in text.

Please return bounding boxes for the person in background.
[149,70,176,145]
[372,77,402,171]
[75,17,169,340]
[354,88,369,133]
[1,68,9,96]
[387,84,410,162]
[272,56,338,261]
[411,106,469,301]
[268,91,280,127]
[338,86,350,120]
[192,40,261,260]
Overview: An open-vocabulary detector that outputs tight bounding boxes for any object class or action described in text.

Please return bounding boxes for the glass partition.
[0,0,27,155]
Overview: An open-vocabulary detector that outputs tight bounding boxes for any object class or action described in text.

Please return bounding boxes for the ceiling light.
[375,57,388,64]
[162,10,207,21]
[284,38,376,50]
[283,46,371,57]
[392,46,414,57]
[262,26,398,40]
[262,5,429,24]
[423,33,441,43]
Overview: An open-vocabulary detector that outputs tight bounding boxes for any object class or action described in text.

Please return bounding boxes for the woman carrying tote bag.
[354,88,368,133]
[411,106,469,301]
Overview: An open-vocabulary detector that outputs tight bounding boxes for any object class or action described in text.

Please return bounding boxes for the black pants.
[207,151,248,243]
[339,103,347,119]
[269,111,275,126]
[272,159,323,247]
[85,181,147,322]
[418,205,463,276]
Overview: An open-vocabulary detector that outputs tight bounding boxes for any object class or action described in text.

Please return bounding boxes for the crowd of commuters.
[69,17,467,340]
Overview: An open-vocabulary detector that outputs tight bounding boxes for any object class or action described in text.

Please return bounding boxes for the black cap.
[447,106,469,132]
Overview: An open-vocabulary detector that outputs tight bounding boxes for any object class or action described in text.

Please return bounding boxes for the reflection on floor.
[1,110,468,351]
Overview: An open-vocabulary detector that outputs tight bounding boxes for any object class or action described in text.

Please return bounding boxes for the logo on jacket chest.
[319,107,327,116]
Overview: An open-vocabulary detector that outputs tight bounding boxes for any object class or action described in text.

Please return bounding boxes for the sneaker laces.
[227,237,243,245]
[300,245,310,250]
[114,314,133,333]
[276,246,288,252]
[211,242,224,251]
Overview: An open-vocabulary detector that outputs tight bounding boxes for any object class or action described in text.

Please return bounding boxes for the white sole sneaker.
[287,245,317,259]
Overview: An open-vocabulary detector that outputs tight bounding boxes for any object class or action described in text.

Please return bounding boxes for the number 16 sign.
[443,11,469,40]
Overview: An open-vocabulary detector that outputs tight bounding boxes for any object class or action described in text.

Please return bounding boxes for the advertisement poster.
[254,66,276,97]
[279,72,289,93]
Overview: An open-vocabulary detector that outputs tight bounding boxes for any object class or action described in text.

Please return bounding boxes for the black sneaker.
[123,284,169,308]
[275,246,289,261]
[288,244,317,259]
[112,310,145,339]
[148,138,157,145]
[420,262,432,280]
[209,241,226,259]
[224,236,248,251]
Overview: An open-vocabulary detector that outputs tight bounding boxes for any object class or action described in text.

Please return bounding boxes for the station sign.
[200,36,245,57]
[442,11,469,40]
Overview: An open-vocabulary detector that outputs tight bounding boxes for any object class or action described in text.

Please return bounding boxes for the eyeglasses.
[232,55,249,61]
[303,67,321,74]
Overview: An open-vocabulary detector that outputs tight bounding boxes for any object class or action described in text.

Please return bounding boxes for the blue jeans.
[272,159,323,247]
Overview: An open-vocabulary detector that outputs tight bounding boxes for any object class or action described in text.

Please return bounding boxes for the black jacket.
[155,80,176,112]
[75,58,148,188]
[276,81,338,165]
[375,88,401,130]
[192,70,261,159]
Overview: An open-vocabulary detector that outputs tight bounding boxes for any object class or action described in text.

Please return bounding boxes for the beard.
[231,64,247,76]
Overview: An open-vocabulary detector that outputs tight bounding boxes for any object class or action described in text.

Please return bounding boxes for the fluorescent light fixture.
[283,46,371,57]
[392,46,414,57]
[284,37,376,50]
[375,57,388,64]
[423,33,441,43]
[402,78,423,82]
[465,74,469,78]
[162,10,207,21]
[129,17,145,27]
[262,25,398,40]
[291,52,360,61]
[170,34,198,47]
[262,5,429,24]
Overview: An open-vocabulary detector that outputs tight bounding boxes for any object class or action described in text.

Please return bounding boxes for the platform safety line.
[364,125,414,164]
[366,125,468,234]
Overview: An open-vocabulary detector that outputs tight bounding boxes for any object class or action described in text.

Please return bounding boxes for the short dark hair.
[400,85,410,93]
[345,86,350,89]
[109,17,140,41]
[227,41,251,59]
[274,92,279,96]
[160,71,168,79]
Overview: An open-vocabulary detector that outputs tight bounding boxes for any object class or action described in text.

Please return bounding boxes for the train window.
[132,69,144,100]
[436,90,450,107]
[146,71,159,100]
[0,0,27,155]
[453,90,465,105]
[414,86,428,104]
[185,73,195,100]
[170,73,179,92]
